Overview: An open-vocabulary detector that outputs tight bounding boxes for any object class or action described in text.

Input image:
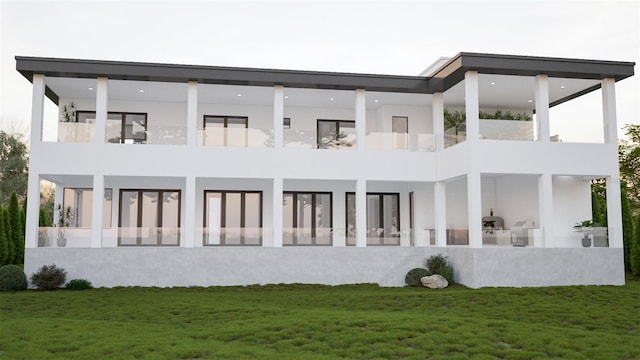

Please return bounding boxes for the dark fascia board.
[430,52,635,92]
[15,56,430,94]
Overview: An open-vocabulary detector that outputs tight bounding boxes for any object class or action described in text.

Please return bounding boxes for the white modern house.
[17,53,634,288]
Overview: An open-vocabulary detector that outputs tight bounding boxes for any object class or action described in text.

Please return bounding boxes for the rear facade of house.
[17,53,634,288]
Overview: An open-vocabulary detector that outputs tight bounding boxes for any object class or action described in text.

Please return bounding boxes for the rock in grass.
[421,274,449,289]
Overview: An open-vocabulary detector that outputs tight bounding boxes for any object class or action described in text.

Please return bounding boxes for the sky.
[1,0,638,142]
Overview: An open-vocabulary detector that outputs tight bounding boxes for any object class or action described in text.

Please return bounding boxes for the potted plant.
[574,220,600,247]
[54,204,74,247]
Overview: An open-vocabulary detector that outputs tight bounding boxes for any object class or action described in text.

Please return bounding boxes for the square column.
[95,77,108,144]
[535,74,550,142]
[467,172,482,248]
[432,92,444,151]
[355,89,366,151]
[434,181,447,247]
[273,85,284,148]
[332,190,346,247]
[537,173,553,248]
[90,174,104,248]
[183,176,196,247]
[606,177,623,248]
[24,173,41,248]
[464,71,480,144]
[187,81,198,147]
[272,177,283,247]
[29,74,45,146]
[356,179,367,247]
[602,78,617,145]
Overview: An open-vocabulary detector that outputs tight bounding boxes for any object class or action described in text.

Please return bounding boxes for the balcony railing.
[480,119,533,141]
[58,123,95,143]
[202,227,263,245]
[117,227,180,246]
[38,227,91,247]
[197,128,273,148]
[366,132,435,151]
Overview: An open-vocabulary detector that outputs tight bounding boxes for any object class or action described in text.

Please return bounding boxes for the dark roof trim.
[430,52,635,92]
[16,53,634,103]
[15,56,430,94]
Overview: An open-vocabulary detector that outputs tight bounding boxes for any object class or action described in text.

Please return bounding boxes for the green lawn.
[1,280,639,360]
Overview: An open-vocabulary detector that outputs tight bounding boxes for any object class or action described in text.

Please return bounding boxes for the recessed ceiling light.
[490,82,496,85]
[374,99,379,103]
[237,93,242,97]
[560,85,566,89]
[528,99,533,103]
[284,95,289,99]
[88,87,94,91]
[139,89,144,93]
[330,97,335,101]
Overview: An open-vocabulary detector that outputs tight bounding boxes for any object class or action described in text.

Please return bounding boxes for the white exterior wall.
[24,70,626,288]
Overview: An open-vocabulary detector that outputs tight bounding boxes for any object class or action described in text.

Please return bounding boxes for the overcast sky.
[1,0,638,141]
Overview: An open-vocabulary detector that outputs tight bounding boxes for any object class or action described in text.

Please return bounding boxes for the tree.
[0,207,8,265]
[621,186,634,272]
[631,215,640,277]
[7,193,24,265]
[3,207,13,264]
[0,131,28,204]
[619,124,640,214]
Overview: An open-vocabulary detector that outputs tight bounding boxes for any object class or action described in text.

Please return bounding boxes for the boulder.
[420,274,449,289]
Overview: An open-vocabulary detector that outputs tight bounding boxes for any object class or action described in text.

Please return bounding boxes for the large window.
[77,111,147,144]
[203,115,248,147]
[346,192,400,246]
[62,188,112,228]
[283,192,332,245]
[392,116,408,149]
[118,190,181,246]
[317,120,355,149]
[204,191,262,246]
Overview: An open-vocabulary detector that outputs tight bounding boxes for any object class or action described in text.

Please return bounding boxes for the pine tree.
[621,186,634,272]
[631,215,640,277]
[7,193,24,265]
[4,207,13,264]
[39,207,52,227]
[0,207,8,265]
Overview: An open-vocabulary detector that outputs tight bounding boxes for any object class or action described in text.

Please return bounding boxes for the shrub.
[30,264,67,290]
[0,264,28,291]
[66,279,93,290]
[405,268,430,287]
[424,254,455,284]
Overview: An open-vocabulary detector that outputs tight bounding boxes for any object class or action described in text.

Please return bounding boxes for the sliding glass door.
[204,191,262,245]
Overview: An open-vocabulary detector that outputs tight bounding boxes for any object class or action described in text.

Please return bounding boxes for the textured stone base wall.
[24,247,625,288]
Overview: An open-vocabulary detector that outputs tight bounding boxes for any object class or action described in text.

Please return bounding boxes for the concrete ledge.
[24,247,625,288]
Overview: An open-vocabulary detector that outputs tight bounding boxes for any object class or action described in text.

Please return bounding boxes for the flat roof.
[15,53,634,104]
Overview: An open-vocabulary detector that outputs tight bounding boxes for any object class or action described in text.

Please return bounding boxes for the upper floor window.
[392,116,408,149]
[317,120,355,149]
[203,115,248,147]
[76,111,147,144]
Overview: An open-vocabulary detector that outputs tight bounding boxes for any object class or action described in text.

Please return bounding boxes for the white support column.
[273,85,284,148]
[602,78,617,145]
[467,172,482,248]
[464,71,480,144]
[24,173,40,249]
[90,174,104,248]
[332,190,346,247]
[355,89,366,151]
[432,92,444,151]
[537,173,553,248]
[434,181,447,247]
[356,179,367,247]
[534,74,550,142]
[272,177,283,247]
[30,74,45,146]
[95,77,108,144]
[184,176,196,247]
[187,81,198,147]
[606,176,624,248]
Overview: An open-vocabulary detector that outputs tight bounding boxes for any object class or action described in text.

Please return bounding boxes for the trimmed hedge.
[66,279,93,290]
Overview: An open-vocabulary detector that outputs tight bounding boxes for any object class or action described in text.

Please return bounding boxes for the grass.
[1,280,639,359]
